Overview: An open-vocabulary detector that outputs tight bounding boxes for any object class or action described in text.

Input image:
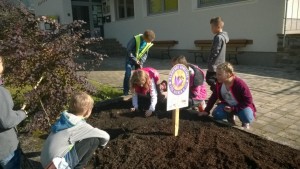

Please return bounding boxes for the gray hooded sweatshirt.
[207,32,229,72]
[0,80,26,160]
[40,111,110,168]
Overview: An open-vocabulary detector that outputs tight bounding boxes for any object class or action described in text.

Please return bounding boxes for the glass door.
[72,5,91,31]
[92,5,104,37]
[71,0,104,37]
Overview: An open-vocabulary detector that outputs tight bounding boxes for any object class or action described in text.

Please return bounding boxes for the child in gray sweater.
[0,56,27,169]
[206,17,229,91]
[41,92,110,169]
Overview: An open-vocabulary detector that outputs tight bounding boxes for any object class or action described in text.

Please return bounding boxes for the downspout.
[283,0,289,48]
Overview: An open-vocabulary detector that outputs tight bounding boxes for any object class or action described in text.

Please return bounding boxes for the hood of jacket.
[51,111,85,133]
[219,32,229,43]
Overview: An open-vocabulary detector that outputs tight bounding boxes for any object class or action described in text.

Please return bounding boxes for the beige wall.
[104,0,285,52]
[34,0,73,25]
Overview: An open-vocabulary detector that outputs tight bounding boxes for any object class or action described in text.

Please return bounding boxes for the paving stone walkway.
[84,56,300,150]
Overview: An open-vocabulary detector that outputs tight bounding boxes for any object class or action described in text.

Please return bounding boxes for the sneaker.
[196,100,206,112]
[227,114,236,125]
[242,123,250,129]
[122,95,132,101]
[201,100,206,110]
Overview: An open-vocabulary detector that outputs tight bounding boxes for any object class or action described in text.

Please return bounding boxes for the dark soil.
[88,99,300,169]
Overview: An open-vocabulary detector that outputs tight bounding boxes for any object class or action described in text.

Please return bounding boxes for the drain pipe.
[283,0,289,48]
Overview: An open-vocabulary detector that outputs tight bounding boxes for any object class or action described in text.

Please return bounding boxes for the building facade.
[28,0,299,66]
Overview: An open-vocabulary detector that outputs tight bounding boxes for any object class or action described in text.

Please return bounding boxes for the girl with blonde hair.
[198,62,256,129]
[130,67,161,117]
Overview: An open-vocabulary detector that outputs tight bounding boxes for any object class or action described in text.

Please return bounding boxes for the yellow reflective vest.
[134,34,153,61]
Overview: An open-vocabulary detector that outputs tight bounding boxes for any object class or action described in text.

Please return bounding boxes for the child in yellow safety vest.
[123,30,155,95]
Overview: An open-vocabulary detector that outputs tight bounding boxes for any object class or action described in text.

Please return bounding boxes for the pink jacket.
[132,67,159,111]
[134,67,159,95]
[189,64,207,101]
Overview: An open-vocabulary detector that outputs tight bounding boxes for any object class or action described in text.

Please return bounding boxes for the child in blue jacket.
[41,92,110,169]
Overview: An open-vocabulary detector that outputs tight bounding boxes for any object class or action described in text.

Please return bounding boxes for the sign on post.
[167,64,189,136]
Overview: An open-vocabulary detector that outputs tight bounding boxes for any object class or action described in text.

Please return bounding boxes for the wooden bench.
[192,39,253,64]
[152,40,178,59]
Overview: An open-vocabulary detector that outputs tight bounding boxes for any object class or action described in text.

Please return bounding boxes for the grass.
[6,85,32,108]
[89,80,123,102]
[6,80,122,108]
[4,80,121,135]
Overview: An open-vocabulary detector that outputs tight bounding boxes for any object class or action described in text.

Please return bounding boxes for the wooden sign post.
[167,64,189,136]
[172,108,180,136]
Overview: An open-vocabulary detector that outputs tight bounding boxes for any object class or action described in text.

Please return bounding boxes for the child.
[130,67,163,117]
[41,92,110,169]
[206,17,229,91]
[159,80,167,93]
[171,55,207,110]
[198,62,256,129]
[0,56,27,169]
[123,30,156,95]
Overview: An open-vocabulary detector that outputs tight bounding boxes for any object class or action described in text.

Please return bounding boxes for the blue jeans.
[123,60,140,95]
[64,146,79,169]
[0,148,21,169]
[212,103,254,124]
[64,138,100,169]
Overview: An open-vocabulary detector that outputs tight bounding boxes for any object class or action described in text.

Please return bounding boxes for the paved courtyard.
[85,56,300,150]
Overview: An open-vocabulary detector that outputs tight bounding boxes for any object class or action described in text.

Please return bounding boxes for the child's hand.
[198,111,208,116]
[22,110,28,118]
[21,104,26,110]
[130,108,136,112]
[161,92,167,99]
[224,106,232,113]
[145,110,153,117]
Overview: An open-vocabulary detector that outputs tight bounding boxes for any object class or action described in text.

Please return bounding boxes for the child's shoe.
[242,123,250,129]
[197,100,206,112]
[227,114,236,125]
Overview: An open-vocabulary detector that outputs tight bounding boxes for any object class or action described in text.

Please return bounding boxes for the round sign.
[168,64,189,95]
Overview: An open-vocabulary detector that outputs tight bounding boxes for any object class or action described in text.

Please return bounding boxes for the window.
[148,0,178,15]
[198,0,247,8]
[116,0,134,19]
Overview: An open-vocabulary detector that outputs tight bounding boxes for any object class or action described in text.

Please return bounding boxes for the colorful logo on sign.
[168,64,189,95]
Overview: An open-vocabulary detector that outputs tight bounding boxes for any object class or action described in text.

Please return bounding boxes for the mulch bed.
[87,98,300,169]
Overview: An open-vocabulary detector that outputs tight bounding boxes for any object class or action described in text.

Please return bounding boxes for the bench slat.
[153,40,178,45]
[152,40,178,59]
[193,39,253,65]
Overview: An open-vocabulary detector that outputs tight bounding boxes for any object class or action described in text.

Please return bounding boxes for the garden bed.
[88,98,300,169]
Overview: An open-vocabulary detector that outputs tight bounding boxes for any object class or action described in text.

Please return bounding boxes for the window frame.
[147,0,178,16]
[197,0,248,8]
[115,0,135,20]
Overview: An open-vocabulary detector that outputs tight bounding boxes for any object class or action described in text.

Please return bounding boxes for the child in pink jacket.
[130,67,161,117]
[172,55,207,110]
